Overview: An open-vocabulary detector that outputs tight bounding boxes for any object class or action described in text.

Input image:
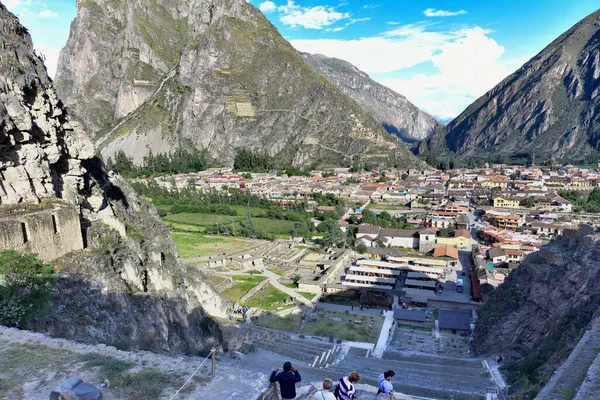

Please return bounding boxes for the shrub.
[0,250,56,326]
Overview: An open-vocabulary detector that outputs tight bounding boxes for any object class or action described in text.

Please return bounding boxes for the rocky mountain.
[54,0,423,169]
[0,3,225,354]
[417,9,600,163]
[473,225,600,396]
[301,53,440,143]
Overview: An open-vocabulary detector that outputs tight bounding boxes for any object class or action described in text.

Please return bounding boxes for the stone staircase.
[249,334,494,400]
[535,320,600,400]
[256,336,338,367]
[226,325,287,352]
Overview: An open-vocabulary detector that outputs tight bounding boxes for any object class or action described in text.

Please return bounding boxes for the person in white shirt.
[313,378,336,400]
[377,370,395,397]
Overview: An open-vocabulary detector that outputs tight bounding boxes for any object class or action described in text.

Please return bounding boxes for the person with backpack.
[377,370,395,398]
[313,378,336,400]
[269,361,302,400]
[336,371,361,400]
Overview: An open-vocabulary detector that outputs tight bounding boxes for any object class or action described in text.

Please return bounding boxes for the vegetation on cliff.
[473,226,600,398]
[0,251,55,327]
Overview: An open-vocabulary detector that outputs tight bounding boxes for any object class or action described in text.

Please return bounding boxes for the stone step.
[536,321,600,400]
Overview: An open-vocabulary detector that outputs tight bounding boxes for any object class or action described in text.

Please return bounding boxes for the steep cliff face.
[0,3,225,354]
[301,53,440,143]
[418,9,600,162]
[473,226,600,393]
[0,7,94,205]
[54,0,423,169]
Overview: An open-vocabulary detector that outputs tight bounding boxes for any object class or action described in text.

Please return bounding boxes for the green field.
[257,309,304,332]
[298,292,318,300]
[220,275,266,302]
[170,232,251,258]
[246,284,296,311]
[301,310,383,343]
[163,213,296,238]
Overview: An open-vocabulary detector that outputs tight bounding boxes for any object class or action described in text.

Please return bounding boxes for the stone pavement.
[373,310,395,358]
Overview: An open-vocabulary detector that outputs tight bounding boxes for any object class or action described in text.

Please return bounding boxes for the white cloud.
[37,9,58,18]
[277,1,350,30]
[34,42,61,78]
[259,1,276,13]
[4,1,58,20]
[290,24,527,119]
[424,8,467,17]
[3,0,32,15]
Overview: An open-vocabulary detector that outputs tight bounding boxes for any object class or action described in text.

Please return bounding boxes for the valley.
[2,1,600,400]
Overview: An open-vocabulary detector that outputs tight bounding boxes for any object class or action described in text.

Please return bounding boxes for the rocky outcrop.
[473,226,600,394]
[0,7,94,205]
[0,3,225,354]
[301,53,440,143]
[54,0,423,169]
[417,9,600,163]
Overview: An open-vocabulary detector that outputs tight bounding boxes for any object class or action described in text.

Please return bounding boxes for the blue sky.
[4,0,599,120]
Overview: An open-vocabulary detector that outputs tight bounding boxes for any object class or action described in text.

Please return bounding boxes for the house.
[393,309,428,326]
[433,246,459,263]
[529,221,565,237]
[493,215,524,230]
[505,249,525,263]
[356,225,381,247]
[379,229,419,249]
[488,247,507,264]
[435,229,470,249]
[493,196,522,209]
[438,310,471,334]
[418,228,437,253]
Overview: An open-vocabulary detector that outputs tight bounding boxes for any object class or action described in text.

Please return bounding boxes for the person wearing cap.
[269,361,302,400]
[377,370,395,398]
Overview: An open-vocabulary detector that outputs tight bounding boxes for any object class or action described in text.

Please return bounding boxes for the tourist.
[377,370,395,397]
[269,361,301,400]
[314,378,336,400]
[337,371,360,400]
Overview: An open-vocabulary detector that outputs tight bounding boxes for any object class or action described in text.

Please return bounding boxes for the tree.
[523,197,536,208]
[356,243,368,254]
[0,251,56,326]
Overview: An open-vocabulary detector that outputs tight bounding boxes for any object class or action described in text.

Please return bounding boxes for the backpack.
[333,384,340,399]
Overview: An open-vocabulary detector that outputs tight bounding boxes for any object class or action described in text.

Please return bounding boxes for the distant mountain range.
[417,9,600,163]
[301,53,441,143]
[54,0,425,169]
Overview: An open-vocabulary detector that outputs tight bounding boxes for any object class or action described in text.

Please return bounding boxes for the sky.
[3,0,599,121]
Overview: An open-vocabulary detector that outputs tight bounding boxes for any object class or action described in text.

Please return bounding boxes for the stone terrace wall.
[0,200,83,261]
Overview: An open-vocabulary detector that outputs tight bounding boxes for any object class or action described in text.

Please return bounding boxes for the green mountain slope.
[56,0,423,169]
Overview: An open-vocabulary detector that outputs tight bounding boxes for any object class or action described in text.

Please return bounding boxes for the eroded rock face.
[301,53,441,143]
[418,9,600,162]
[473,226,600,385]
[55,0,423,169]
[0,9,93,205]
[0,4,225,354]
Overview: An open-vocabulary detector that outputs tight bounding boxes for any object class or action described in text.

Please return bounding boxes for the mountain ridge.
[55,0,424,169]
[417,9,600,163]
[301,52,441,143]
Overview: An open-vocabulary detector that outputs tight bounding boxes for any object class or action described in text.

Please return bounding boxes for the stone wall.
[0,200,83,261]
[240,278,270,304]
